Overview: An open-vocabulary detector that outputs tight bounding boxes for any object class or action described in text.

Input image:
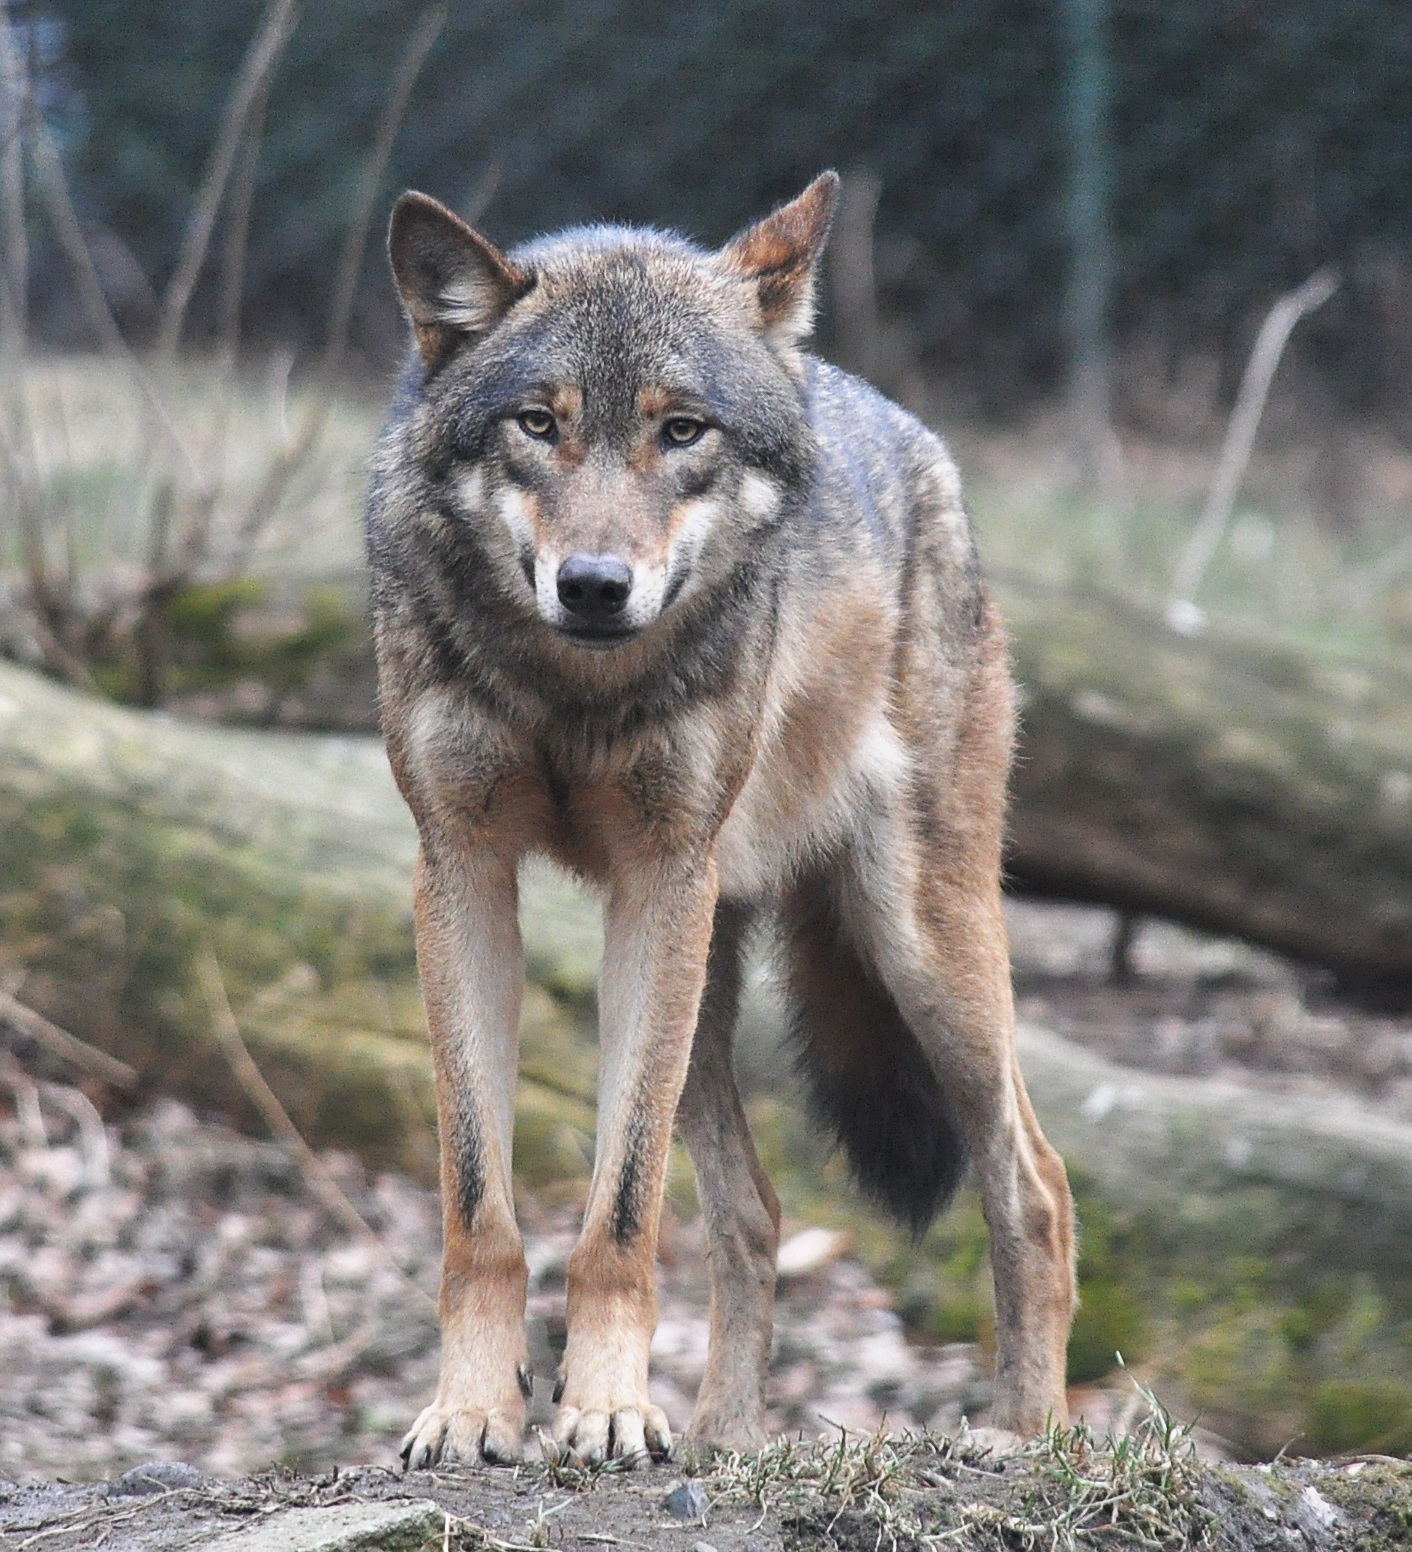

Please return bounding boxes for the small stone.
[693,1542,719,1552]
[106,1461,205,1497]
[202,1500,446,1552]
[663,1480,710,1520]
[1294,1484,1339,1533]
[777,1227,851,1277]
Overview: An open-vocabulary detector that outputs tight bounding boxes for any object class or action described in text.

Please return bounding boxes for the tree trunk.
[999,576,1412,999]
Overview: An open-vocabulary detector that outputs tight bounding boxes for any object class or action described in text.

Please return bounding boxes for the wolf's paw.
[548,1401,672,1466]
[964,1424,1027,1458]
[682,1405,767,1461]
[400,1397,526,1469]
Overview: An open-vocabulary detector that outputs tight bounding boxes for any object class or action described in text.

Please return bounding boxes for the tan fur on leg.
[401,844,532,1468]
[552,859,721,1463]
[877,609,1076,1433]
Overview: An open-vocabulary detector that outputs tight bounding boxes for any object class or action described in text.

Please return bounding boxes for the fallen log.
[3,657,1411,1258]
[1015,1020,1412,1273]
[1000,576,1412,998]
[89,567,1412,992]
[0,657,600,1180]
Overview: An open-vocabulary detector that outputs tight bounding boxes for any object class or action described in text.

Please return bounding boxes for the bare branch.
[0,385,51,604]
[0,988,137,1089]
[212,63,274,394]
[226,6,444,571]
[322,3,445,379]
[40,1080,111,1189]
[1166,268,1339,632]
[14,608,97,687]
[197,950,436,1313]
[155,0,298,360]
[29,124,202,486]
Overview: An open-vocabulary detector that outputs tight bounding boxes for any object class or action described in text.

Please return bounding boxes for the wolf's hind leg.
[675,901,779,1454]
[401,844,530,1468]
[871,641,1076,1435]
[879,884,1075,1436]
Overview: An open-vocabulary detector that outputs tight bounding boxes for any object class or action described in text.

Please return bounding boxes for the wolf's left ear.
[716,171,840,349]
[388,192,530,366]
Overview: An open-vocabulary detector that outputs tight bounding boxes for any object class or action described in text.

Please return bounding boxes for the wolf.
[367,171,1076,1469]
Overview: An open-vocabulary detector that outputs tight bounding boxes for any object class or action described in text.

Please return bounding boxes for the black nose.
[556,553,632,620]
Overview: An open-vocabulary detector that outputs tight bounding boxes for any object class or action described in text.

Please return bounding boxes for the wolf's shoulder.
[803,359,948,464]
[798,358,964,565]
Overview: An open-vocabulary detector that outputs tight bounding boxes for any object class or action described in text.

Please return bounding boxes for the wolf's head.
[386,175,838,648]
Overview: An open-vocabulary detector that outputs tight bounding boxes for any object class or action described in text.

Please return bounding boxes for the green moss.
[0,785,610,1182]
[513,1080,596,1192]
[1306,1381,1412,1457]
[166,576,268,643]
[1063,1175,1149,1383]
[85,578,366,708]
[1068,1279,1145,1385]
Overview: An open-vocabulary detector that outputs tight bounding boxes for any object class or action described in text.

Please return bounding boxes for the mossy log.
[0,657,602,1182]
[999,577,1412,997]
[3,655,1412,1244]
[1016,1020,1412,1272]
[103,569,1412,992]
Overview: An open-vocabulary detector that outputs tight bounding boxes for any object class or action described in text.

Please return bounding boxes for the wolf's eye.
[517,408,556,440]
[663,417,706,447]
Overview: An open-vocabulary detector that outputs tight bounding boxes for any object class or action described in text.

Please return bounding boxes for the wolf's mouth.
[557,622,641,650]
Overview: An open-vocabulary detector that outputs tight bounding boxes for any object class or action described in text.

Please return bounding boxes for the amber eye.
[663,416,706,447]
[517,408,556,439]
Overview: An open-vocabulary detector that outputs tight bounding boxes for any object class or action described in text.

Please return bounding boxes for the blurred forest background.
[4,0,1412,1479]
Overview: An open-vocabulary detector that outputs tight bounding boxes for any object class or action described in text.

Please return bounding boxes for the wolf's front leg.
[401,844,531,1468]
[552,858,720,1465]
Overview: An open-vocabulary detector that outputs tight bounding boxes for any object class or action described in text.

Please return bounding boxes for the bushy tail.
[782,886,968,1237]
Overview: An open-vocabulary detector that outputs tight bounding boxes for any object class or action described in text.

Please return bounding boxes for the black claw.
[552,1374,566,1404]
[517,1363,534,1400]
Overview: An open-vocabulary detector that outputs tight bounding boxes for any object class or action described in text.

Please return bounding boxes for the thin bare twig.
[155,0,297,361]
[0,384,53,609]
[0,988,138,1089]
[195,49,278,534]
[0,0,50,637]
[1166,267,1339,631]
[0,1058,45,1144]
[216,74,272,372]
[29,124,202,485]
[228,6,445,569]
[322,3,445,380]
[39,1080,111,1188]
[196,949,436,1313]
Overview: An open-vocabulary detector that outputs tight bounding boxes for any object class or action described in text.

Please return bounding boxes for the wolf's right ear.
[388,192,530,366]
